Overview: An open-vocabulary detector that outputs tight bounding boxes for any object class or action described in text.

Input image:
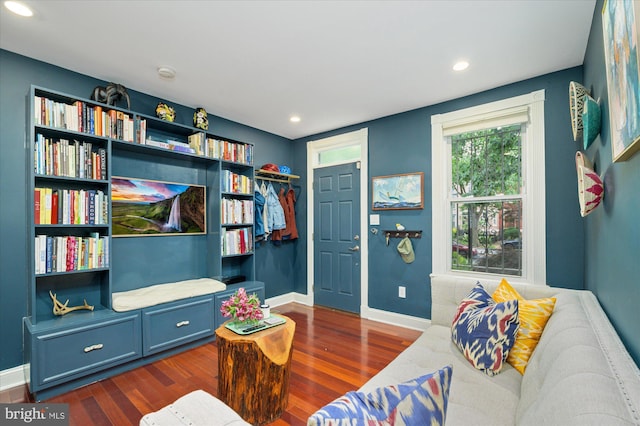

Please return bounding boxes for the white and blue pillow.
[451,283,519,376]
[307,365,452,426]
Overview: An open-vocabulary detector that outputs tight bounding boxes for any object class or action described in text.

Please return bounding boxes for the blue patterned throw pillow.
[451,283,519,376]
[307,365,452,426]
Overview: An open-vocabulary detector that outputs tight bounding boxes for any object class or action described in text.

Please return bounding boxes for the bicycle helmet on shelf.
[278,165,291,175]
[260,163,280,173]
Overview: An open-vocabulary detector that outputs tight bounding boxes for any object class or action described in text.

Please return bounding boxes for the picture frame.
[111,177,206,236]
[602,0,640,162]
[371,172,424,210]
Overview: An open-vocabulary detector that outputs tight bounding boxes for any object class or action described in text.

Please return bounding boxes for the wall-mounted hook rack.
[255,169,300,184]
[383,230,422,239]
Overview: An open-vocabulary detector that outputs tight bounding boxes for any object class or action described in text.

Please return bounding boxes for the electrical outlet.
[398,286,406,298]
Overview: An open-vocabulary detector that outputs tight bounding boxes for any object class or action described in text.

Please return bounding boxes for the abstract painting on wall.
[111,177,206,236]
[602,0,640,162]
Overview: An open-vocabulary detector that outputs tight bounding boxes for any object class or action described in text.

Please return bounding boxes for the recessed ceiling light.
[453,61,469,71]
[290,115,301,123]
[157,66,176,80]
[4,1,33,17]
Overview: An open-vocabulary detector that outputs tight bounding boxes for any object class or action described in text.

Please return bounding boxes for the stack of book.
[221,227,253,256]
[35,233,109,274]
[34,95,134,141]
[221,198,254,224]
[34,135,106,180]
[34,188,108,225]
[221,170,252,194]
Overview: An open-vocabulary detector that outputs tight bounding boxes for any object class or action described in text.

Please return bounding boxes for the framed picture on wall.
[602,0,640,162]
[371,172,424,210]
[111,177,206,236]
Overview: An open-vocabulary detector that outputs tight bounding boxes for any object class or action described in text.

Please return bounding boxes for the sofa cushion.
[308,365,452,426]
[451,283,519,376]
[492,278,556,374]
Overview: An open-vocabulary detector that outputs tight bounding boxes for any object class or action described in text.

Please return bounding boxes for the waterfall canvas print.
[111,177,206,236]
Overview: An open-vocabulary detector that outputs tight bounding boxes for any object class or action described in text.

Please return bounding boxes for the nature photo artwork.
[111,177,206,236]
[372,172,424,210]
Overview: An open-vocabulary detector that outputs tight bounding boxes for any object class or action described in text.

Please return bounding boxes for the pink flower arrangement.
[220,287,264,323]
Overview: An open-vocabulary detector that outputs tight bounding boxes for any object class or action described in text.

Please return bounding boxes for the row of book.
[221,170,253,194]
[221,198,254,225]
[34,135,107,180]
[35,188,108,225]
[207,136,253,164]
[35,233,109,274]
[222,227,253,256]
[34,97,254,164]
[34,96,135,141]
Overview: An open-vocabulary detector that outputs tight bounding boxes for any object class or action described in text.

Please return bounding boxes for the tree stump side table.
[215,316,296,425]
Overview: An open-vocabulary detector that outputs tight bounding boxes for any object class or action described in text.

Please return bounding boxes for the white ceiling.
[1,0,596,140]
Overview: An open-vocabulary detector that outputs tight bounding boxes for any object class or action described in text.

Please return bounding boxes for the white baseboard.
[361,306,431,331]
[266,292,313,308]
[269,292,429,331]
[0,364,25,391]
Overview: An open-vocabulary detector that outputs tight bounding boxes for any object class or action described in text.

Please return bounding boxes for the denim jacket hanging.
[265,183,286,231]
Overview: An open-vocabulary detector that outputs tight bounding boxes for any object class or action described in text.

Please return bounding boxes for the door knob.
[354,234,360,241]
[348,245,360,251]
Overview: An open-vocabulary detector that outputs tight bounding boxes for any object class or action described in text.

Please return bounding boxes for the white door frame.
[306,128,369,312]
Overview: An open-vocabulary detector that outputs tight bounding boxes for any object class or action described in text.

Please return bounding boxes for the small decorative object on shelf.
[50,291,94,316]
[575,151,604,217]
[156,102,176,122]
[193,107,208,130]
[220,287,264,325]
[90,82,131,109]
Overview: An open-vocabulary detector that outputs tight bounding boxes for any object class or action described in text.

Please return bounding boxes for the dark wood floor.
[0,303,421,425]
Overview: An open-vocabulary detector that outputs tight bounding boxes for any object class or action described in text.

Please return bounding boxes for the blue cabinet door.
[142,296,215,356]
[30,312,141,390]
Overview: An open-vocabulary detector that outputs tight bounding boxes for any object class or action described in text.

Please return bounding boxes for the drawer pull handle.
[84,343,104,353]
[176,320,190,328]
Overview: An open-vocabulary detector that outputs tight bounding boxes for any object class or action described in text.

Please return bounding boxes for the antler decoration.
[49,291,94,316]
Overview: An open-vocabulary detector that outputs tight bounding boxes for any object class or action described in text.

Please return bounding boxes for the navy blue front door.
[313,162,361,313]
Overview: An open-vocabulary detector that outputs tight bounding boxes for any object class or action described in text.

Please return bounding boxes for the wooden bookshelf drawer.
[142,296,215,356]
[30,313,141,389]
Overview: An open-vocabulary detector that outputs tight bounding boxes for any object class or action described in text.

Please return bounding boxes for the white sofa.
[358,274,640,425]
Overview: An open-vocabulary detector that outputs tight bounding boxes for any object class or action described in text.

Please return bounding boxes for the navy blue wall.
[294,67,585,320]
[582,0,640,366]
[0,50,295,371]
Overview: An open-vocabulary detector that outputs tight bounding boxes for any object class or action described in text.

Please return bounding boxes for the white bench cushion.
[112,278,226,312]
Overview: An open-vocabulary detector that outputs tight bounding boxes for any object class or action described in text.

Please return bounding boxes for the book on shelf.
[221,227,254,256]
[35,234,109,274]
[34,188,108,225]
[34,135,107,180]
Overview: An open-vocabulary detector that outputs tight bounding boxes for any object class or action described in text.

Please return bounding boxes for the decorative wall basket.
[575,151,604,217]
[582,95,601,149]
[569,82,590,142]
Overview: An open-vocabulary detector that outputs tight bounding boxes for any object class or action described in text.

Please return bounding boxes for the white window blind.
[442,105,530,137]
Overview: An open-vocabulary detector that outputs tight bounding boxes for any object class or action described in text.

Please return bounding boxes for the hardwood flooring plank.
[1,303,421,425]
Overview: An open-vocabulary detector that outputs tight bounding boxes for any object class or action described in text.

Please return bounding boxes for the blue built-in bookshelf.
[24,85,258,400]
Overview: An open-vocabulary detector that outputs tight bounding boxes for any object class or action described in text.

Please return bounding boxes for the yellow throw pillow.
[492,278,556,374]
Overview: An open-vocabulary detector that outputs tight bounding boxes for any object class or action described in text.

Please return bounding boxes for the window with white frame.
[431,90,546,284]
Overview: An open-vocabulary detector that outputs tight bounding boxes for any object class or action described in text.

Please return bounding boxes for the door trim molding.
[306,128,369,312]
